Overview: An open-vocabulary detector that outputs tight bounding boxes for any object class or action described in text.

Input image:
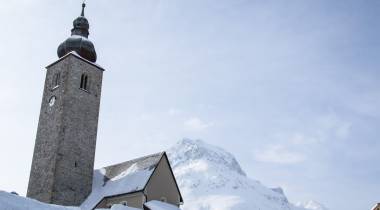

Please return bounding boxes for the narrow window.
[80,74,89,91]
[74,161,78,168]
[84,75,88,90]
[80,74,84,89]
[52,73,60,88]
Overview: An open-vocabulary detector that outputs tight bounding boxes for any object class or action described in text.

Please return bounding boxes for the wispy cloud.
[255,113,352,165]
[316,114,352,140]
[183,117,214,131]
[254,144,306,164]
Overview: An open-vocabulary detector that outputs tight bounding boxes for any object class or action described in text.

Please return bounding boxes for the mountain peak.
[168,138,246,177]
[270,187,285,195]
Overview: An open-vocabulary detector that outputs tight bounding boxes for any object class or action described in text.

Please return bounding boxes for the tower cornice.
[46,51,105,71]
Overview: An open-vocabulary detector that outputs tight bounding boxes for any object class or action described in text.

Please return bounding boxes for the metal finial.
[81,3,86,16]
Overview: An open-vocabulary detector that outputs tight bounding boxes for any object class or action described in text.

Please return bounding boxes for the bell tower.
[27,3,104,206]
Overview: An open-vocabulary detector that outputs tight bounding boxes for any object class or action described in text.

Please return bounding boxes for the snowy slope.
[167,139,324,210]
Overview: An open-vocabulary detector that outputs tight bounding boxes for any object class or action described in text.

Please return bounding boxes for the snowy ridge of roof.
[102,152,164,181]
[371,203,380,210]
[81,152,164,210]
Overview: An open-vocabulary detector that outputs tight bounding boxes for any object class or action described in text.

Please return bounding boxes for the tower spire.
[81,2,85,17]
[57,1,97,62]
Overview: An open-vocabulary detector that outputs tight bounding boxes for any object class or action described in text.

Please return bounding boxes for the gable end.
[144,152,183,204]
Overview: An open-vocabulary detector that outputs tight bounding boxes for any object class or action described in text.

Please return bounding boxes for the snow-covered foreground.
[0,139,328,210]
[0,191,141,210]
[0,191,78,210]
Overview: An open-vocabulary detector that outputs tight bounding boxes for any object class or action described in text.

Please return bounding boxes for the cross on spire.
[81,2,86,17]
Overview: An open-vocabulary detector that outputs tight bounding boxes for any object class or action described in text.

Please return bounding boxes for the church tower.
[27,3,104,206]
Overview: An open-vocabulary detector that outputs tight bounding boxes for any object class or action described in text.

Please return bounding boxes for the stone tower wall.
[27,54,103,206]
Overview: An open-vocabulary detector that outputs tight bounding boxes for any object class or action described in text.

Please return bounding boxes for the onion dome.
[57,3,97,62]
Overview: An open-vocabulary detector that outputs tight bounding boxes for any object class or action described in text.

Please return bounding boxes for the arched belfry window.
[80,74,89,91]
[52,73,60,88]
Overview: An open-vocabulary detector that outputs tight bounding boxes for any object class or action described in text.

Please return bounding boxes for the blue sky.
[0,1,379,210]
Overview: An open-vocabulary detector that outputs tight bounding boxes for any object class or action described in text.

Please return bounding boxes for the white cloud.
[254,144,306,164]
[315,114,352,141]
[286,114,352,146]
[183,117,214,131]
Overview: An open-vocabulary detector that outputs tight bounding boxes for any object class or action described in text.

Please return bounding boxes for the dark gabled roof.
[102,152,164,182]
[81,152,164,210]
[81,152,184,210]
[372,203,380,210]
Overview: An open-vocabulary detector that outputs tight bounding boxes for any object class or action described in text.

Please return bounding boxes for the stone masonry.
[27,53,104,206]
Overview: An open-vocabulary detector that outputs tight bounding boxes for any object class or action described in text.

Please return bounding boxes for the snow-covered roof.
[81,152,164,210]
[371,203,380,210]
[143,200,181,210]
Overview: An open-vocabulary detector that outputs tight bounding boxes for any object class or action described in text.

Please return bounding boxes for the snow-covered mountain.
[167,138,325,210]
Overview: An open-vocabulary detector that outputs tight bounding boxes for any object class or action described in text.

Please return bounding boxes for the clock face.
[49,96,56,107]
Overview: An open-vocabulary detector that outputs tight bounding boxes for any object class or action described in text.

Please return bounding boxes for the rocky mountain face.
[167,139,327,210]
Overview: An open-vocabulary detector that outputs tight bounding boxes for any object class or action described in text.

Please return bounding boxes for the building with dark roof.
[81,152,183,209]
